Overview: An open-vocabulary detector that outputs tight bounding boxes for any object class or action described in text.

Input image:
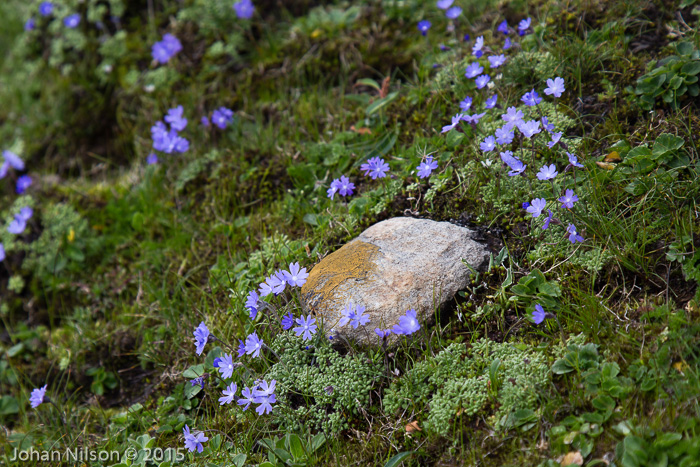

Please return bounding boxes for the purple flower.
[151,121,169,151]
[522,202,530,209]
[339,304,355,327]
[495,127,514,145]
[532,304,545,324]
[485,94,498,109]
[461,112,486,124]
[283,262,308,287]
[501,107,524,131]
[350,305,369,329]
[64,13,80,28]
[475,75,491,89]
[497,20,509,35]
[545,77,565,98]
[360,157,390,179]
[567,224,584,244]
[567,152,584,168]
[337,175,355,196]
[463,33,470,42]
[541,116,555,132]
[536,164,558,180]
[233,0,255,19]
[480,136,496,152]
[30,385,47,408]
[16,175,32,194]
[547,132,563,149]
[253,379,276,397]
[488,54,506,68]
[245,332,263,358]
[190,377,204,389]
[465,63,484,79]
[255,394,276,415]
[211,107,234,129]
[165,105,188,131]
[25,18,36,31]
[3,150,25,171]
[392,309,420,335]
[237,339,246,358]
[152,34,182,64]
[501,151,527,176]
[558,189,578,209]
[281,312,294,330]
[183,425,208,453]
[445,6,462,19]
[517,120,541,138]
[417,20,431,35]
[518,17,532,34]
[146,153,158,165]
[193,322,210,355]
[0,243,5,262]
[7,218,26,235]
[472,36,484,56]
[459,96,473,111]
[201,116,210,127]
[246,290,259,319]
[442,114,463,133]
[39,2,53,16]
[436,0,453,9]
[417,156,438,179]
[521,89,542,106]
[503,37,512,50]
[375,328,392,338]
[237,386,256,410]
[526,198,547,218]
[542,210,553,230]
[219,382,237,405]
[19,207,33,222]
[293,314,318,341]
[260,272,285,296]
[327,183,338,200]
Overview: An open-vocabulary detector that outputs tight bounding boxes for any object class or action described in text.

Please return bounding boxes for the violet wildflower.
[339,304,355,327]
[497,20,509,35]
[464,63,484,79]
[0,243,5,262]
[445,6,462,19]
[567,152,584,168]
[495,127,514,145]
[544,77,565,98]
[237,339,246,358]
[436,0,453,9]
[190,377,204,389]
[503,37,512,50]
[417,20,431,35]
[283,262,308,287]
[536,164,558,180]
[255,394,276,415]
[501,151,527,176]
[488,54,506,68]
[463,33,470,42]
[233,0,255,19]
[360,157,390,179]
[165,105,188,131]
[472,36,484,57]
[245,332,263,358]
[64,13,80,28]
[258,279,273,297]
[542,210,553,230]
[375,328,392,338]
[146,153,158,165]
[442,114,463,133]
[475,75,490,89]
[547,132,563,149]
[219,383,237,405]
[8,216,27,234]
[151,34,182,64]
[526,198,547,218]
[194,322,210,355]
[183,425,208,453]
[485,94,498,109]
[201,116,210,127]
[532,304,545,324]
[480,136,496,152]
[522,201,530,209]
[518,17,531,35]
[25,18,36,31]
[253,379,276,397]
[558,189,578,208]
[337,175,355,196]
[540,117,554,132]
[461,112,486,124]
[246,290,259,319]
[281,312,294,330]
[521,89,542,106]
[438,44,450,52]
[350,305,369,328]
[39,2,53,16]
[459,96,473,111]
[293,314,318,341]
[151,121,169,151]
[211,107,234,129]
[501,107,524,131]
[567,224,584,243]
[517,120,541,138]
[392,309,420,335]
[30,385,47,408]
[327,184,338,200]
[19,207,33,221]
[16,175,32,194]
[3,150,25,171]
[417,156,438,179]
[237,387,255,410]
[218,353,235,379]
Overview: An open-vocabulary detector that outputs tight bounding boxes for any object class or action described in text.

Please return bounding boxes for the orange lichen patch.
[301,240,380,313]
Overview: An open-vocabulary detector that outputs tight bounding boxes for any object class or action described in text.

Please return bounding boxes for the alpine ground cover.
[1,0,700,465]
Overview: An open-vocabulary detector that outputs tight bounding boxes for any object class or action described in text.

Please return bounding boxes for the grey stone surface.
[300,217,489,344]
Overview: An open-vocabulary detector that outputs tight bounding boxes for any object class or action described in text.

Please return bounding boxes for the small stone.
[300,217,488,345]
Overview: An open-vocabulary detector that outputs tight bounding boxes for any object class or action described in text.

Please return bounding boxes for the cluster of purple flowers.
[360,157,390,180]
[26,2,84,32]
[151,105,190,156]
[327,175,355,200]
[7,207,34,235]
[254,261,309,300]
[208,107,234,130]
[0,151,33,194]
[338,304,420,338]
[151,34,183,65]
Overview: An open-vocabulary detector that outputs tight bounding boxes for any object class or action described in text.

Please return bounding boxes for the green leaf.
[131,212,144,231]
[384,452,414,467]
[652,134,684,158]
[592,395,616,414]
[552,359,574,374]
[287,434,305,460]
[355,78,381,92]
[310,433,326,453]
[0,396,19,416]
[366,91,399,115]
[182,364,205,379]
[303,213,318,226]
[232,453,247,467]
[677,41,695,57]
[689,84,699,96]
